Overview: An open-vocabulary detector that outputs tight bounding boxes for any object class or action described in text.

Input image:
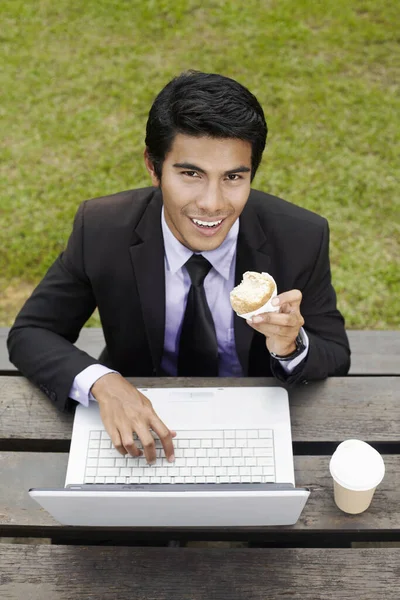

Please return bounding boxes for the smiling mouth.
[190,218,224,228]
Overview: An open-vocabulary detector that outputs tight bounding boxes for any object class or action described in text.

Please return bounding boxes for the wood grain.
[0,544,399,600]
[1,376,399,442]
[1,452,399,533]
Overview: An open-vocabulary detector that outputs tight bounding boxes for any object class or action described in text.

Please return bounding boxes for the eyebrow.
[172,162,251,176]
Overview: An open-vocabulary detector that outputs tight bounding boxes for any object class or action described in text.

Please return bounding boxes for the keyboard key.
[257,448,274,457]
[186,458,197,467]
[86,458,98,467]
[195,476,206,483]
[233,458,245,467]
[258,457,274,466]
[97,468,118,476]
[210,458,221,467]
[245,458,257,467]
[85,477,95,483]
[140,476,151,484]
[251,475,263,483]
[242,448,254,457]
[89,431,101,439]
[236,439,247,448]
[230,448,241,457]
[212,439,223,448]
[101,431,110,440]
[116,477,126,484]
[220,476,230,483]
[259,430,273,438]
[105,477,116,483]
[100,440,112,449]
[120,468,131,477]
[224,430,235,438]
[160,476,171,483]
[184,448,195,457]
[246,430,258,438]
[219,448,230,457]
[174,477,184,484]
[98,458,115,467]
[185,476,195,483]
[95,476,105,483]
[190,440,201,448]
[203,467,215,476]
[252,439,273,448]
[201,439,213,448]
[230,476,241,483]
[197,448,207,458]
[215,467,228,476]
[89,440,100,449]
[85,468,97,477]
[192,467,204,476]
[198,458,209,467]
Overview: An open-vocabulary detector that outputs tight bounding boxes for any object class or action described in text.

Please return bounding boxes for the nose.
[195,182,226,214]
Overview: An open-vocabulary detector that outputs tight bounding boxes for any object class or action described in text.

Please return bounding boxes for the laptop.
[29,386,309,526]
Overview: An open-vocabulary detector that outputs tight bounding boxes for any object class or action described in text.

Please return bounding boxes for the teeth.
[192,218,223,228]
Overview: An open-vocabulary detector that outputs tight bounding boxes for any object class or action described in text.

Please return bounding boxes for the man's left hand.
[246,289,304,357]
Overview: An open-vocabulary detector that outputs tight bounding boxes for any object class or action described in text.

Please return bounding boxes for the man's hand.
[91,373,176,464]
[247,289,304,356]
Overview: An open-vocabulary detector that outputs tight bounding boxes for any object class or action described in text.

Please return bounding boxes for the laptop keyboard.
[84,429,276,484]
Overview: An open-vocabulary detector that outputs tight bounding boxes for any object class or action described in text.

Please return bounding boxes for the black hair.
[145,70,267,181]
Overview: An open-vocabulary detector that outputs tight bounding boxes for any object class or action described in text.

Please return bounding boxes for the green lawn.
[1,0,399,328]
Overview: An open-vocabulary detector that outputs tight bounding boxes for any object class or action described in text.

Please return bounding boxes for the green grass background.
[1,0,399,328]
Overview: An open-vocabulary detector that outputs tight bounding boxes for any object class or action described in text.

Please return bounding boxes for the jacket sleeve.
[270,220,351,384]
[7,202,100,411]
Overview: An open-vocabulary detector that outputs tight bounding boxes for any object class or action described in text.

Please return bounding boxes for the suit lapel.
[129,189,165,373]
[234,197,273,374]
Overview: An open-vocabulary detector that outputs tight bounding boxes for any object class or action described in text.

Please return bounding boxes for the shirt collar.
[161,207,239,280]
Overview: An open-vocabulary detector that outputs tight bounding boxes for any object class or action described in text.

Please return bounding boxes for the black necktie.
[178,254,219,376]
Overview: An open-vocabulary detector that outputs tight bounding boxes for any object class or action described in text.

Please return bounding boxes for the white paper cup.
[329,439,385,514]
[235,273,279,320]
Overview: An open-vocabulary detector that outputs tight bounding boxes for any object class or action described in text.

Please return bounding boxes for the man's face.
[145,134,252,252]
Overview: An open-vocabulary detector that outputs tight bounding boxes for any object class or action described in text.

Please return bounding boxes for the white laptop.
[29,386,309,526]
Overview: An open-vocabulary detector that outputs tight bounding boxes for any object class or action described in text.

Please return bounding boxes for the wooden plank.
[0,544,399,600]
[1,452,399,533]
[1,376,399,442]
[2,327,400,374]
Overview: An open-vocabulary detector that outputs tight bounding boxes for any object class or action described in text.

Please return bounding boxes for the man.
[8,71,350,466]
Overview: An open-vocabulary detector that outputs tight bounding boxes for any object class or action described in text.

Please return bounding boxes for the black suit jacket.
[7,187,350,411]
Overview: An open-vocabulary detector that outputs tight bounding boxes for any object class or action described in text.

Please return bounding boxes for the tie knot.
[185,254,212,287]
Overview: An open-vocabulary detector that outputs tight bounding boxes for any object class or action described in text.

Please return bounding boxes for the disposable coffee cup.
[329,439,385,514]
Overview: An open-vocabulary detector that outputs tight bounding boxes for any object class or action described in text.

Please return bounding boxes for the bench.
[1,330,400,598]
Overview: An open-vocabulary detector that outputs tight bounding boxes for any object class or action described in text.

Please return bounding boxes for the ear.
[144,148,160,187]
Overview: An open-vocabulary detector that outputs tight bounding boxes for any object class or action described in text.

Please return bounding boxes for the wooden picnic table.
[0,328,400,599]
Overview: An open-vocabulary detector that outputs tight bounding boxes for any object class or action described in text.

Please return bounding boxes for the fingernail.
[148,460,156,466]
[272,297,280,306]
[252,316,263,324]
[168,454,175,463]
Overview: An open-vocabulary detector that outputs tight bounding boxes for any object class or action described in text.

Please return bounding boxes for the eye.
[227,174,242,181]
[182,170,199,178]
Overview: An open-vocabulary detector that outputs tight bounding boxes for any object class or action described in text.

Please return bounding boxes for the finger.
[150,417,176,462]
[248,311,300,328]
[118,427,143,457]
[272,289,302,309]
[135,425,157,464]
[109,428,128,456]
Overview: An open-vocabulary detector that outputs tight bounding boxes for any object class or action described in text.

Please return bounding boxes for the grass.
[1,0,399,328]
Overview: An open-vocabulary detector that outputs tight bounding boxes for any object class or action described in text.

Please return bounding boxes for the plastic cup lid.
[329,439,385,491]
